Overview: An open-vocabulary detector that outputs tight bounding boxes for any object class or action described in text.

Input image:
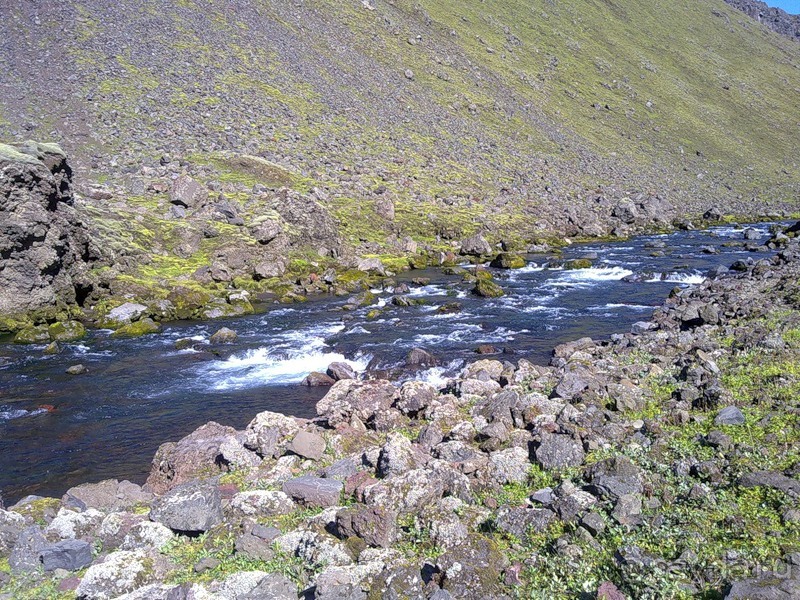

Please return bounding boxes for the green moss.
[112,318,161,338]
[473,279,505,298]
[13,325,51,344]
[10,497,62,526]
[48,321,86,342]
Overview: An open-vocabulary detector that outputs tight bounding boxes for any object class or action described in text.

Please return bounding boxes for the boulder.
[244,410,301,458]
[287,430,327,460]
[209,327,238,344]
[9,526,48,573]
[460,235,493,256]
[75,549,158,600]
[229,491,296,517]
[490,253,525,269]
[315,380,399,428]
[327,362,356,381]
[104,303,148,328]
[63,479,152,512]
[535,433,586,470]
[437,535,509,599]
[406,347,438,368]
[38,539,93,571]
[303,371,336,387]
[146,421,239,494]
[335,505,398,548]
[169,175,207,208]
[149,479,223,533]
[48,320,86,342]
[715,405,745,425]
[283,476,343,508]
[472,279,505,298]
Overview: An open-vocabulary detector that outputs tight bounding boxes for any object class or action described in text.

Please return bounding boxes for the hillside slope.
[0,0,799,323]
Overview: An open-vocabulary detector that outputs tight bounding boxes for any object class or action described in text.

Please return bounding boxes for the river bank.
[1,226,798,599]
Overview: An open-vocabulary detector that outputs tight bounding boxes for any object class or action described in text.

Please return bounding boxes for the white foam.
[0,408,46,421]
[588,303,652,311]
[405,359,464,388]
[557,266,634,282]
[647,271,705,284]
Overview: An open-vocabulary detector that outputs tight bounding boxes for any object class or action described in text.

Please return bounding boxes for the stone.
[64,479,152,512]
[244,410,301,458]
[437,535,509,599]
[66,364,88,375]
[112,318,161,338]
[209,327,237,344]
[327,362,356,381]
[377,433,419,478]
[48,320,86,342]
[460,235,493,256]
[288,430,327,460]
[611,494,643,526]
[315,380,399,428]
[75,549,157,599]
[490,253,526,269]
[235,533,275,561]
[39,539,93,572]
[230,491,296,517]
[46,507,104,539]
[147,421,239,494]
[597,581,627,600]
[149,479,223,533]
[406,347,438,368]
[725,577,800,599]
[535,433,585,470]
[488,446,530,484]
[170,175,207,208]
[715,405,745,425]
[472,279,505,298]
[9,526,48,573]
[581,512,606,536]
[739,471,800,494]
[104,303,148,328]
[336,505,397,548]
[396,380,439,415]
[303,372,336,387]
[283,476,343,507]
[241,573,297,599]
[121,521,175,551]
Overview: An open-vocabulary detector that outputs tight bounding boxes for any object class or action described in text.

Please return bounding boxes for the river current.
[0,223,779,503]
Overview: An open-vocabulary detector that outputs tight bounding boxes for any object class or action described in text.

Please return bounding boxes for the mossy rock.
[408,254,430,270]
[490,253,526,269]
[201,299,254,319]
[43,341,61,355]
[112,318,161,338]
[48,320,86,342]
[13,325,51,344]
[564,258,593,270]
[9,496,62,525]
[366,309,383,320]
[167,287,212,320]
[473,279,505,298]
[0,314,33,335]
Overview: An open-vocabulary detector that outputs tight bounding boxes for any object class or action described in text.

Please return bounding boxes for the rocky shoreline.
[1,227,799,598]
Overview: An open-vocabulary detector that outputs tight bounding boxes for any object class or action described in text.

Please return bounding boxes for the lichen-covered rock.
[283,476,343,508]
[335,505,398,548]
[45,507,104,540]
[75,549,158,600]
[287,430,327,460]
[316,380,399,428]
[244,410,301,458]
[9,526,48,573]
[534,433,586,470]
[229,490,296,517]
[275,531,353,568]
[121,521,175,551]
[147,421,239,494]
[149,479,223,533]
[436,535,509,599]
[112,317,161,338]
[48,320,86,342]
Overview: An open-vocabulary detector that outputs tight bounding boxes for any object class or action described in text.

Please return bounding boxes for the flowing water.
[0,223,780,503]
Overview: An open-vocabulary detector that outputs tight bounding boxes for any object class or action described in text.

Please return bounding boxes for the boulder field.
[1,229,799,598]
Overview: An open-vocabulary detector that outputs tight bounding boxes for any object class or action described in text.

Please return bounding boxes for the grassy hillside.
[0,0,798,309]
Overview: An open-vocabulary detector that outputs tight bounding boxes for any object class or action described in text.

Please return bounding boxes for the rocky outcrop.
[723,0,800,41]
[0,142,95,326]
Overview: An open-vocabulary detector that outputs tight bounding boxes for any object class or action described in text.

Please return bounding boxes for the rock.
[580,512,606,537]
[104,303,148,328]
[9,526,48,573]
[76,549,158,599]
[241,573,297,599]
[112,317,161,338]
[597,581,627,600]
[327,362,356,381]
[147,421,239,494]
[66,364,88,375]
[235,533,275,561]
[725,576,800,599]
[472,279,505,298]
[121,521,174,551]
[739,471,800,494]
[48,320,86,342]
[715,405,745,425]
[303,372,336,387]
[283,476,343,507]
[194,556,220,574]
[535,433,585,470]
[249,219,283,245]
[244,411,301,458]
[460,235,493,256]
[43,341,61,354]
[437,535,509,599]
[39,539,93,571]
[611,494,642,526]
[315,380,399,428]
[396,380,439,415]
[356,257,386,275]
[45,507,104,539]
[406,347,438,368]
[209,327,237,344]
[488,446,530,484]
[287,430,327,460]
[229,491,296,517]
[495,506,556,540]
[149,479,223,533]
[170,175,207,208]
[490,253,525,269]
[377,433,419,478]
[14,325,51,344]
[336,505,397,548]
[0,143,94,319]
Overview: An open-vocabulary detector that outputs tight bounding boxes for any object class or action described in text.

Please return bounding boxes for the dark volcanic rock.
[535,433,586,470]
[0,143,94,320]
[39,539,93,572]
[282,475,343,507]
